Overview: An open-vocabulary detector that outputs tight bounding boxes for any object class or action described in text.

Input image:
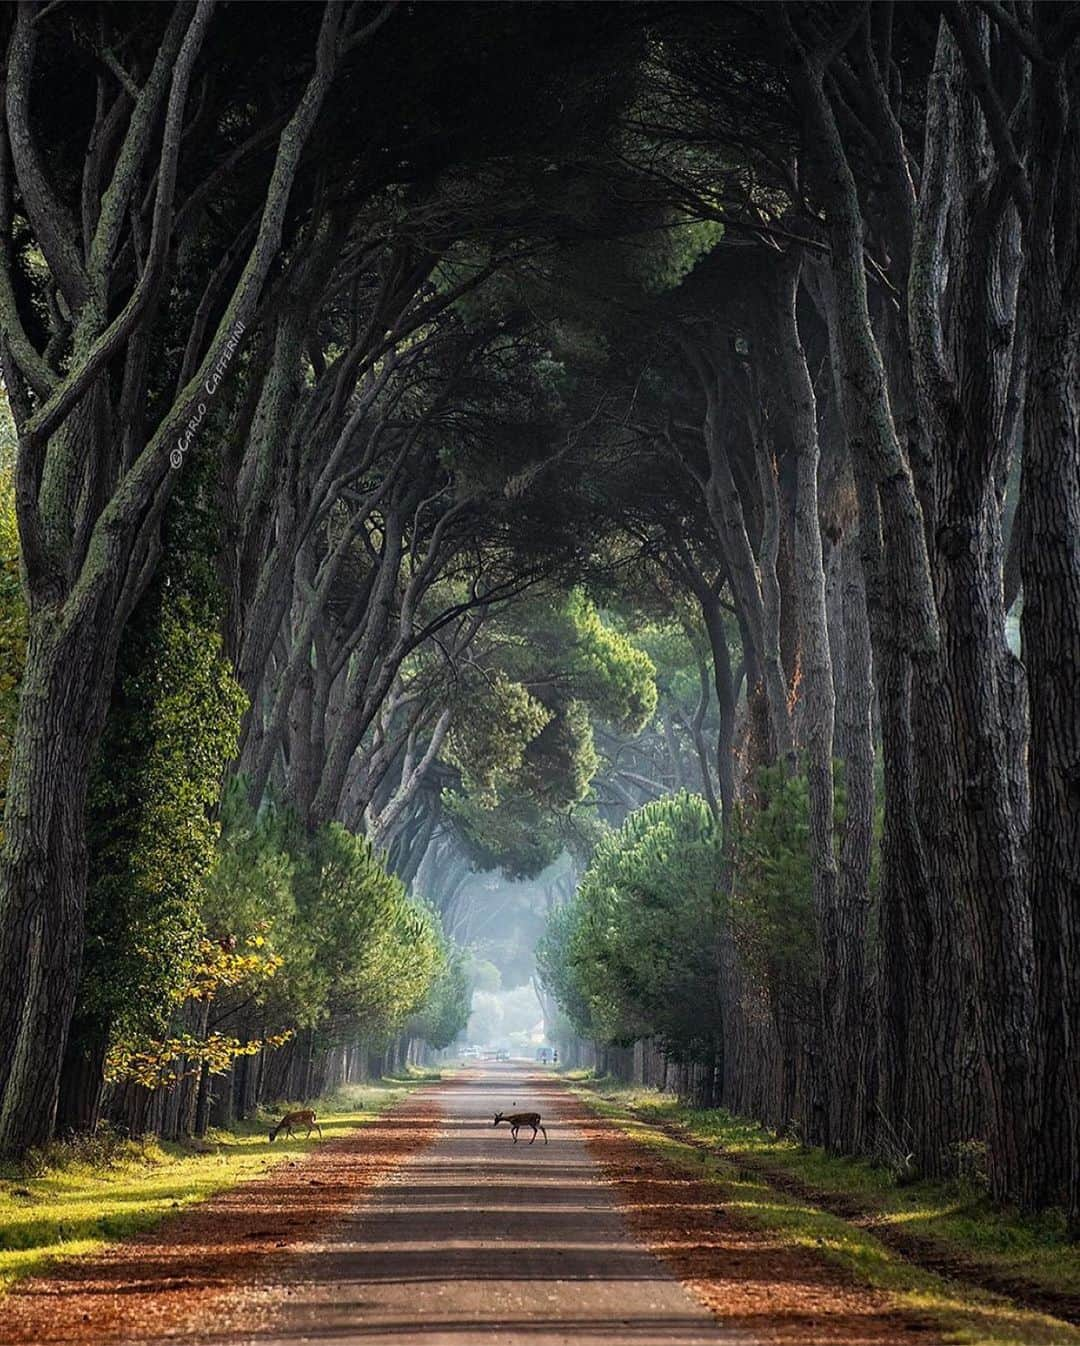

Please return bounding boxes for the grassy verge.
[0,1076,428,1295]
[381,1065,450,1082]
[570,1079,1080,1346]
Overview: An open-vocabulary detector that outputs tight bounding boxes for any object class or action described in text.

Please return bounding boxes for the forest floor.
[570,1077,1080,1346]
[0,1066,1073,1345]
[0,1075,427,1296]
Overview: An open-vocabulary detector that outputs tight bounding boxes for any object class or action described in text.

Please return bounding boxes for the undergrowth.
[572,1081,1080,1346]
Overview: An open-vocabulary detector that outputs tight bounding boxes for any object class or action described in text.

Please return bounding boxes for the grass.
[381,1065,449,1082]
[596,1084,1079,1300]
[0,1076,426,1296]
[571,1080,1080,1346]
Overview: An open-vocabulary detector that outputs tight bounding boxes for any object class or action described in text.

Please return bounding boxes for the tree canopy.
[0,0,1077,1233]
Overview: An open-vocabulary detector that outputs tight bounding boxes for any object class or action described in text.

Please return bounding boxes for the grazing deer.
[268,1108,323,1143]
[493,1110,548,1144]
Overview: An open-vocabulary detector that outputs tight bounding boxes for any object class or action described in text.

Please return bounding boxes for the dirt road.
[220,1064,748,1345]
[4,1065,932,1346]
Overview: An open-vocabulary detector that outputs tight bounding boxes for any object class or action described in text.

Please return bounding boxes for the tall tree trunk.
[1020,28,1080,1221]
[55,1014,110,1136]
[681,332,795,768]
[777,256,838,1147]
[0,618,114,1149]
[808,260,957,1175]
[909,28,1034,1202]
[835,536,874,1153]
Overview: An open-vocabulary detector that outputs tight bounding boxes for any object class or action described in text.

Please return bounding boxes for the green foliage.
[563,589,657,734]
[518,697,599,809]
[730,765,841,996]
[444,670,551,802]
[82,588,247,1044]
[201,785,312,1024]
[79,459,248,1055]
[206,782,458,1049]
[626,612,715,711]
[628,216,725,295]
[406,944,472,1049]
[103,793,457,1087]
[442,590,657,879]
[293,823,443,1036]
[468,957,502,993]
[103,930,290,1090]
[538,791,724,1063]
[536,900,598,1040]
[444,790,565,881]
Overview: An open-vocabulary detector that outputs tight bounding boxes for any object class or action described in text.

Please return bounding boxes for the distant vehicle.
[536,1046,554,1064]
[459,1045,482,1059]
[496,1048,509,1061]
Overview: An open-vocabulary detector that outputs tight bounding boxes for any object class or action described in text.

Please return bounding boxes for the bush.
[538,791,725,1063]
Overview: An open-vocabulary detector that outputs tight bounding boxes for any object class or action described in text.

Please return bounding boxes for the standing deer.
[268,1108,323,1143]
[493,1110,548,1144]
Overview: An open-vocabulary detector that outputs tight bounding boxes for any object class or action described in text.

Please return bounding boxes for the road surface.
[218,1063,751,1345]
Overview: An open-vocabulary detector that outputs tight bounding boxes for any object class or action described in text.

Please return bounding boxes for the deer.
[493,1110,548,1144]
[268,1108,323,1143]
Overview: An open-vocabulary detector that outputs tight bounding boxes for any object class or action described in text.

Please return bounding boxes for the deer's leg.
[541,1125,548,1144]
[529,1125,537,1144]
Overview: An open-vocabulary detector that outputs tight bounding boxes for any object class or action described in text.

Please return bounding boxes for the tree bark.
[55,1014,110,1137]
[909,24,1034,1203]
[835,536,873,1152]
[0,617,116,1147]
[1019,19,1080,1220]
[777,255,839,1147]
